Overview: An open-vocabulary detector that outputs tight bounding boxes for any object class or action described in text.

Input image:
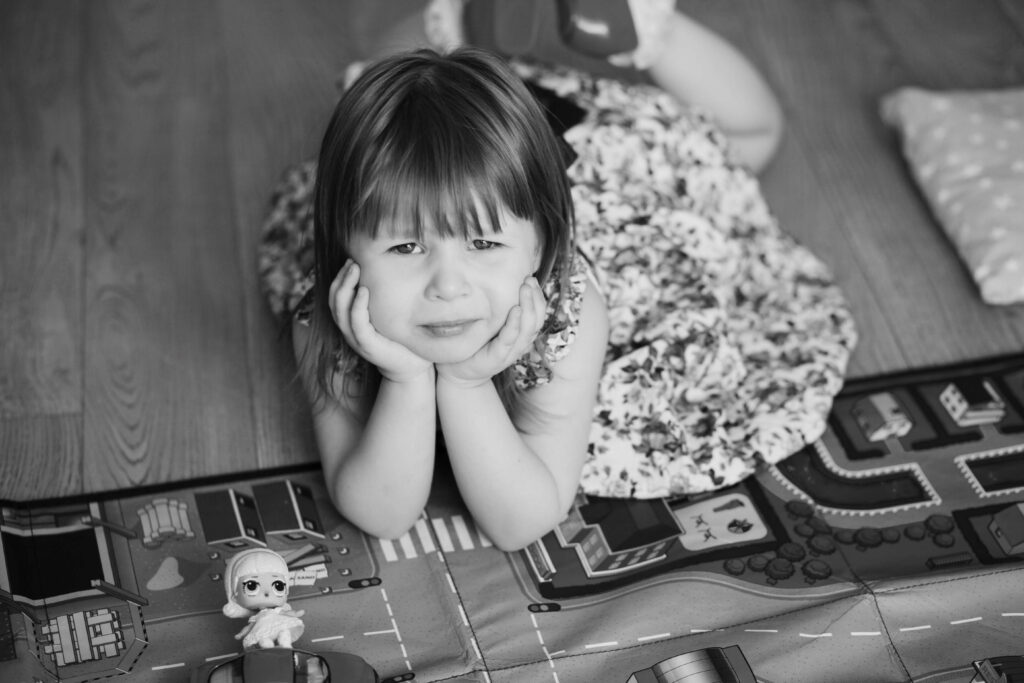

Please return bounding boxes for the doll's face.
[234,571,288,611]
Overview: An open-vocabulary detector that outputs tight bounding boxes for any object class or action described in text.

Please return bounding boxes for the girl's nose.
[426,252,470,301]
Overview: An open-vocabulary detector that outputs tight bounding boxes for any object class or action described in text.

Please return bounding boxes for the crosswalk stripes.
[431,517,454,552]
[378,515,493,561]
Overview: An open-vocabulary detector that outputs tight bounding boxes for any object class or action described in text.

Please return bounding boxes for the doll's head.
[222,548,291,618]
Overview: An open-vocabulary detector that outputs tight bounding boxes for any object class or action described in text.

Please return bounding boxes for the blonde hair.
[222,548,290,618]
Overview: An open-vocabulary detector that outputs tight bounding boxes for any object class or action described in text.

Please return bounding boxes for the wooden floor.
[3,0,1024,500]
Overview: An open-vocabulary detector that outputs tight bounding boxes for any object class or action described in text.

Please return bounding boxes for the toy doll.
[222,548,305,649]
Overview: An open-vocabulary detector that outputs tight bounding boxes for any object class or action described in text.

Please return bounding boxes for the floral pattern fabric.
[257,63,858,500]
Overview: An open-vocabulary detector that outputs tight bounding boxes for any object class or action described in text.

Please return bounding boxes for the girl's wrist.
[380,364,436,387]
[435,370,492,392]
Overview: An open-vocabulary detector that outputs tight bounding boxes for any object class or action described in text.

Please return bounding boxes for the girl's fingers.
[513,277,544,351]
[347,285,376,348]
[495,305,523,350]
[331,260,362,344]
[530,277,546,333]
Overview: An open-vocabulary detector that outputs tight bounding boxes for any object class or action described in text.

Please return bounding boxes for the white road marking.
[379,538,398,562]
[151,663,185,671]
[432,517,455,552]
[584,641,619,649]
[899,625,931,632]
[204,653,238,662]
[799,633,832,638]
[950,617,982,625]
[311,634,346,643]
[398,531,417,558]
[851,631,882,637]
[638,633,671,642]
[452,514,475,549]
[364,628,397,636]
[415,518,436,553]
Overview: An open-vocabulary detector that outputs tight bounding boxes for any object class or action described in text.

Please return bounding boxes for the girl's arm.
[292,317,437,541]
[436,282,609,551]
[646,10,784,173]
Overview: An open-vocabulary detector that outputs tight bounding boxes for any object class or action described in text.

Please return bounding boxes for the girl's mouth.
[421,319,478,337]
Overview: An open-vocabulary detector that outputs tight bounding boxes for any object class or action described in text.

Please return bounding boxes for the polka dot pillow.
[881,87,1024,305]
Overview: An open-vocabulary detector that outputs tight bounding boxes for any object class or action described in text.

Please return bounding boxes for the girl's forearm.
[436,377,566,551]
[329,373,436,539]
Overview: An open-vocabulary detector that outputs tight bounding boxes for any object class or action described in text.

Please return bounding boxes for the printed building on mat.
[553,494,681,576]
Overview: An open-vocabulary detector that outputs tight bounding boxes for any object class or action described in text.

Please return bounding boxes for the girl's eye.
[389,243,422,255]
[471,239,500,250]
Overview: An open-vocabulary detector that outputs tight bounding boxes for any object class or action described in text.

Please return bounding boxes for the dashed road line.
[799,633,832,638]
[638,632,671,642]
[899,625,931,632]
[204,653,237,662]
[950,617,982,625]
[371,587,412,672]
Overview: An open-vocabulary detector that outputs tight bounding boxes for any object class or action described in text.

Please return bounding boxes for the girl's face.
[235,571,288,611]
[347,206,542,364]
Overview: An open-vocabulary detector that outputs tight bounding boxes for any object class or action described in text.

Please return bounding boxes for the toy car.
[190,647,378,683]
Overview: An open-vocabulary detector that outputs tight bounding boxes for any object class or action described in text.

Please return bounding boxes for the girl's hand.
[330,260,433,384]
[436,276,546,388]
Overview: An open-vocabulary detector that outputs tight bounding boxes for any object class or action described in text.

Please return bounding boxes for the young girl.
[293,48,610,552]
[261,9,856,552]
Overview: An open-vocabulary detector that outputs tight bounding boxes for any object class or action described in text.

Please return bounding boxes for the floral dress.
[257,63,858,499]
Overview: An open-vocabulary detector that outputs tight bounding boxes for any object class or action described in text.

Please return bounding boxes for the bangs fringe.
[350,95,533,243]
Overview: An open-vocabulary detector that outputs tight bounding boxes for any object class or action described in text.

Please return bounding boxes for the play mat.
[2,352,1024,682]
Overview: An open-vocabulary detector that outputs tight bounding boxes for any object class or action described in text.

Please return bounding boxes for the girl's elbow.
[489,530,544,554]
[486,504,570,553]
[327,488,422,542]
[348,512,420,543]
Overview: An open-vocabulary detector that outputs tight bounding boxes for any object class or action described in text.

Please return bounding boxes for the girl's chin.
[419,347,481,366]
[411,338,489,366]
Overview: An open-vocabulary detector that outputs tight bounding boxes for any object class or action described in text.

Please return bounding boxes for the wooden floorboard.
[1000,0,1024,41]
[0,414,82,496]
[218,0,357,471]
[79,0,257,494]
[0,1,84,417]
[0,1,85,496]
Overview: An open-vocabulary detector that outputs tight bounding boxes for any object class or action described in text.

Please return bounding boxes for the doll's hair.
[222,548,290,618]
[304,47,576,408]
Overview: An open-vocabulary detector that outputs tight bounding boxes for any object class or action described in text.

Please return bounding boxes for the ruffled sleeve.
[513,253,591,389]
